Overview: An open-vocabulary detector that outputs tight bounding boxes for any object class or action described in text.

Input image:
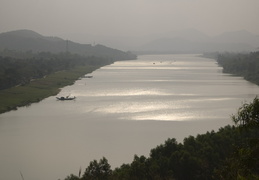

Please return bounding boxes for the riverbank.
[203,52,259,87]
[0,65,99,114]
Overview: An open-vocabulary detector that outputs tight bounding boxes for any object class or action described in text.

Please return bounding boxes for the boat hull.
[56,96,76,100]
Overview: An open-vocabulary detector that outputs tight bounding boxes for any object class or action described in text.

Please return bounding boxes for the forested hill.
[0,29,136,60]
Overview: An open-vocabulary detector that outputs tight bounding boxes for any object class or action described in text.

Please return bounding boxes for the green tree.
[64,174,80,180]
[215,98,259,179]
[232,97,259,128]
[129,155,150,180]
[82,157,112,180]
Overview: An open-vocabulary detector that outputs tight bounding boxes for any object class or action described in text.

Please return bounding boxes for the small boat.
[82,75,93,78]
[79,75,93,80]
[56,96,76,100]
[85,75,93,78]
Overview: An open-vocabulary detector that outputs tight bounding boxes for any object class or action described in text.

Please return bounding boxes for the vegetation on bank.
[63,98,259,180]
[0,51,115,90]
[0,50,136,114]
[0,65,98,113]
[212,51,259,86]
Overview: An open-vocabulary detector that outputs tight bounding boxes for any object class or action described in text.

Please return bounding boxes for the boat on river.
[84,75,93,78]
[56,96,76,100]
[79,75,93,80]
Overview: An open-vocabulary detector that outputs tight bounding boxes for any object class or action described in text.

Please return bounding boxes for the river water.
[0,54,258,180]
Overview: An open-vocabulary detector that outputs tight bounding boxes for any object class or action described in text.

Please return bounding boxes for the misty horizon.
[1,0,259,50]
[1,28,259,53]
[1,1,259,179]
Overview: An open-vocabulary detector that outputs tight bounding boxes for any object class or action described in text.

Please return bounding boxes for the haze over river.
[1,54,259,180]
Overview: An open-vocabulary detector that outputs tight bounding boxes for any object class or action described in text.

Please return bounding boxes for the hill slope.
[0,29,136,60]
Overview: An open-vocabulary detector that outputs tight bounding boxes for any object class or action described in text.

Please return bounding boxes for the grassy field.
[0,65,98,114]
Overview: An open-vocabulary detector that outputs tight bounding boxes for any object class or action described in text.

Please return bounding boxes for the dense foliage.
[217,51,259,85]
[0,50,133,90]
[63,98,259,180]
[215,98,259,179]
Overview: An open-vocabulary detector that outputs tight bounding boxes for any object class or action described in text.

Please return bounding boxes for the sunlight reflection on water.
[132,113,197,121]
[102,66,218,70]
[73,89,196,97]
[93,101,185,114]
[1,54,259,180]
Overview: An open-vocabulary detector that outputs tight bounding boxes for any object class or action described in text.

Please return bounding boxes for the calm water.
[0,54,258,180]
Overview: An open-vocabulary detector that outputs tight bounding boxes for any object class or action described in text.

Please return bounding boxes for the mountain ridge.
[137,29,259,53]
[66,29,259,53]
[0,29,136,60]
[1,29,259,54]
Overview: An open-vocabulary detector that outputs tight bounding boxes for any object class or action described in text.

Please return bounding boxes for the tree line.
[63,98,259,180]
[217,51,259,85]
[0,50,135,90]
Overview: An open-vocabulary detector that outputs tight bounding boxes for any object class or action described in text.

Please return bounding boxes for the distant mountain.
[0,29,136,60]
[4,29,258,54]
[137,29,259,53]
[212,30,259,47]
[158,28,210,42]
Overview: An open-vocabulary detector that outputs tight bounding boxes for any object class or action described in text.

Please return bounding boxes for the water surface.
[0,54,258,180]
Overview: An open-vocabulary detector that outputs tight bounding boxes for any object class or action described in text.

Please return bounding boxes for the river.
[0,54,258,180]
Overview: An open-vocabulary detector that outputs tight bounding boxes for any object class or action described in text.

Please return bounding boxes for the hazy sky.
[1,0,259,38]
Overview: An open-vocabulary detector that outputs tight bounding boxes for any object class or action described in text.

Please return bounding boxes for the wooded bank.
[0,51,136,114]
